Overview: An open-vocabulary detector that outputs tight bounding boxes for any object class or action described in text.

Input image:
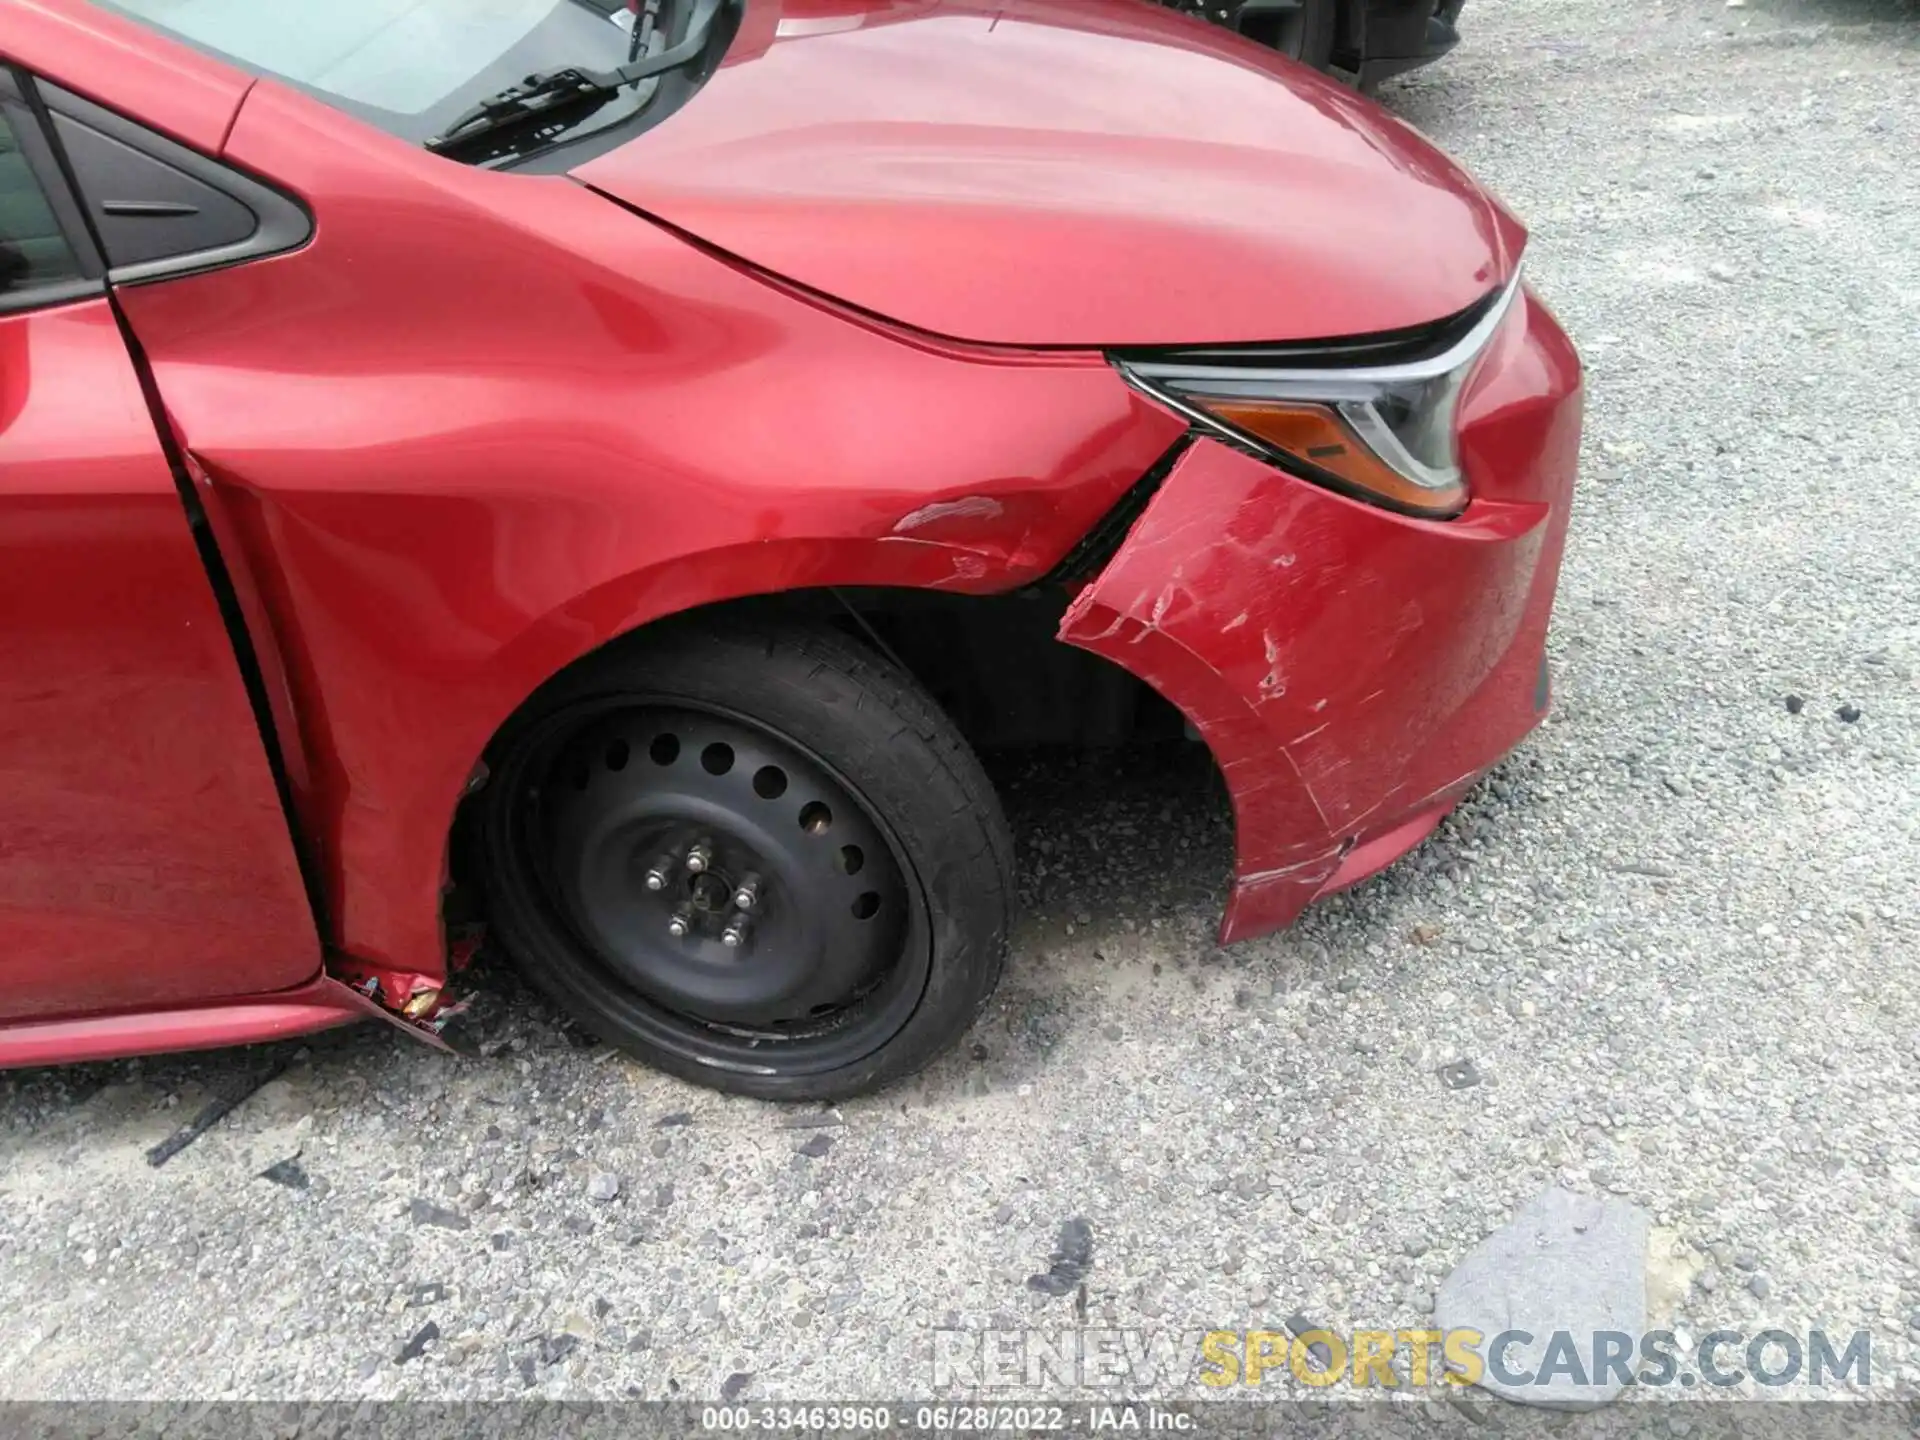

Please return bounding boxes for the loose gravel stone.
[405,1199,469,1232]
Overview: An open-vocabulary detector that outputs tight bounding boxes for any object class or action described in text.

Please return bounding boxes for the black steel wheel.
[475,617,1013,1100]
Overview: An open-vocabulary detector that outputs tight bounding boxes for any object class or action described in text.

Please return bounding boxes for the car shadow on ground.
[0,733,1536,1139]
[0,742,1238,1127]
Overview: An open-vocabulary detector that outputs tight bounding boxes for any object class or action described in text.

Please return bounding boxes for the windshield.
[101,0,655,151]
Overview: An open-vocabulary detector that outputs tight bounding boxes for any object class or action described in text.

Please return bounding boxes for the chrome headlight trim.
[1111,272,1524,512]
[1118,271,1523,391]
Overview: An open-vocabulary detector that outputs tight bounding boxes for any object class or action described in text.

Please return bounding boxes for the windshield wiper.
[629,0,662,61]
[425,0,722,157]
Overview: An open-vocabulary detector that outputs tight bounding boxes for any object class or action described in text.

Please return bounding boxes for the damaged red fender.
[1062,289,1583,943]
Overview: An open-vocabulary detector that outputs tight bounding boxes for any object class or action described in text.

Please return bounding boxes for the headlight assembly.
[1115,274,1523,519]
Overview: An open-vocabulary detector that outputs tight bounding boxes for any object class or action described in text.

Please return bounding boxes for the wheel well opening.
[445,585,1232,952]
[827,586,1192,753]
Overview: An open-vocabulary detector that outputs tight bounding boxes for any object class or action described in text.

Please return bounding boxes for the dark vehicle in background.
[1169,0,1464,88]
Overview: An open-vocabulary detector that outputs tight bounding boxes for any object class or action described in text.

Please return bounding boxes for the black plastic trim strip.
[0,67,107,315]
[1038,433,1194,587]
[32,78,312,287]
[0,276,102,316]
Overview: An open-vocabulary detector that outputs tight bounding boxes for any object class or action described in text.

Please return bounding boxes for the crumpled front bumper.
[1060,287,1582,943]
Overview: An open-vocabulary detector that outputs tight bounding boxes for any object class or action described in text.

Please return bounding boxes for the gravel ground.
[3,0,1918,1408]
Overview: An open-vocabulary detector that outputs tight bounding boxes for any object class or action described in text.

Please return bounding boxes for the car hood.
[572,0,1524,347]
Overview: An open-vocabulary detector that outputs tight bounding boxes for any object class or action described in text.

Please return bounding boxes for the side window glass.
[0,102,86,305]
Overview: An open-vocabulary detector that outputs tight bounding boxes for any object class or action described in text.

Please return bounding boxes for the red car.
[0,0,1580,1099]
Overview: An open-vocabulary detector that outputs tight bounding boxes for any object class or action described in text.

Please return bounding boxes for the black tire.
[1235,0,1337,70]
[475,617,1013,1101]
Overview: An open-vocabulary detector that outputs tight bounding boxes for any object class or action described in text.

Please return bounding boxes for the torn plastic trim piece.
[334,957,466,1044]
[1038,433,1193,586]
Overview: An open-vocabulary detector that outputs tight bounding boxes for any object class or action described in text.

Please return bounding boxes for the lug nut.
[684,840,713,874]
[731,873,763,911]
[643,852,677,891]
[721,911,752,949]
[667,904,694,938]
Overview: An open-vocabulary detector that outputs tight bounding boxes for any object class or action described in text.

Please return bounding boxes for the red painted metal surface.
[0,0,1579,1065]
[87,75,1183,980]
[0,973,382,1070]
[1062,289,1583,940]
[576,0,1523,346]
[0,300,321,1019]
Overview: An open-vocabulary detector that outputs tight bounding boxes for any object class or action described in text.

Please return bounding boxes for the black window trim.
[31,78,313,288]
[0,65,106,316]
[3,64,313,301]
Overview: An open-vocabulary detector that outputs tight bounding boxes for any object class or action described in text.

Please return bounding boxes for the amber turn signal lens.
[1201,398,1467,519]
